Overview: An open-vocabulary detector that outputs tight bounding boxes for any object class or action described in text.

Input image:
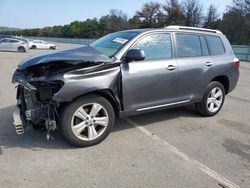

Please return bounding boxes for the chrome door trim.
[136,100,190,112]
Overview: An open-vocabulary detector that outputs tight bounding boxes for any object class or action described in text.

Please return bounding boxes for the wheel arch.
[211,75,229,94]
[59,89,121,118]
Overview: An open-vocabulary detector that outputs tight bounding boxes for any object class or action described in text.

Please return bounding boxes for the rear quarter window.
[205,35,225,55]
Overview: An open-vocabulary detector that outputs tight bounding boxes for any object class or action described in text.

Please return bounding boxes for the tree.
[99,9,130,36]
[183,0,203,26]
[221,0,250,44]
[129,15,143,28]
[221,12,245,44]
[79,19,99,38]
[136,1,161,27]
[203,5,220,29]
[162,0,185,26]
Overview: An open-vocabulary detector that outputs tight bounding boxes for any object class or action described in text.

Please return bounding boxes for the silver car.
[0,38,29,52]
[12,26,240,147]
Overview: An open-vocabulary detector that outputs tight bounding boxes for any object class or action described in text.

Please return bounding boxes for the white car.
[0,38,29,52]
[29,40,56,50]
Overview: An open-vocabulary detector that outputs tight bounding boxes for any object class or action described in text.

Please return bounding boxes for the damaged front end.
[13,66,65,139]
[12,45,114,139]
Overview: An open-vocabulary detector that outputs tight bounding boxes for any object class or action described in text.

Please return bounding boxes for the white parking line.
[125,118,240,188]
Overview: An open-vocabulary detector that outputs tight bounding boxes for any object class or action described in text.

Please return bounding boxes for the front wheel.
[196,81,225,117]
[60,95,115,147]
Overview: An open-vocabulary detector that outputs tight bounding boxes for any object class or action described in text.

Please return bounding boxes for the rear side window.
[132,33,172,60]
[176,34,202,57]
[205,35,225,55]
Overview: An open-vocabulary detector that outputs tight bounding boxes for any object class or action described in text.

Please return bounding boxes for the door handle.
[167,65,176,71]
[205,62,214,67]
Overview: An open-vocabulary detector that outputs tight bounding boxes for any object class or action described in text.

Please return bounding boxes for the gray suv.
[12,26,239,147]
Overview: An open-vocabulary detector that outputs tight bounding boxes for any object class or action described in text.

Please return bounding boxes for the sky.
[0,0,231,29]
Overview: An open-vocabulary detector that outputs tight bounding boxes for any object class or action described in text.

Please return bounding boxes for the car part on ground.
[12,26,240,147]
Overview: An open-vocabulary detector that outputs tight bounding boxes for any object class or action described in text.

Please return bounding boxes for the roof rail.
[165,25,223,34]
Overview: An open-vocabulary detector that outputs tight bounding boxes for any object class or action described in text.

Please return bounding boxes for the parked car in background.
[0,35,29,43]
[0,38,29,52]
[12,26,239,147]
[0,35,13,40]
[29,40,56,50]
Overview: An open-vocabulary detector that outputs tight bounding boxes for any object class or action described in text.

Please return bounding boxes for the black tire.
[18,46,26,53]
[60,94,115,147]
[49,46,56,50]
[31,45,36,49]
[196,81,225,117]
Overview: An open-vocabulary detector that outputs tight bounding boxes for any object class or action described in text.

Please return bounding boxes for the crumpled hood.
[18,45,111,69]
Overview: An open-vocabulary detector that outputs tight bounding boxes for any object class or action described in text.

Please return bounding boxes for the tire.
[18,46,26,53]
[196,81,225,117]
[60,94,115,147]
[31,45,36,49]
[49,46,55,50]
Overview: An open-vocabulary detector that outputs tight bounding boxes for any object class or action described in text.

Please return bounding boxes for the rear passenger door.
[175,33,212,102]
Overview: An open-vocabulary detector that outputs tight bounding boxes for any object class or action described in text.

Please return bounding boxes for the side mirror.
[124,49,145,63]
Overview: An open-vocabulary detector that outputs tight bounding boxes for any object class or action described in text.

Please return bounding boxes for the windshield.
[90,31,140,57]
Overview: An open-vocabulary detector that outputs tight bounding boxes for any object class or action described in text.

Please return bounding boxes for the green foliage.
[220,0,250,44]
[1,0,249,44]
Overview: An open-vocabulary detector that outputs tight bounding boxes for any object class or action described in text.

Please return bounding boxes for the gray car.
[12,26,239,147]
[0,38,29,52]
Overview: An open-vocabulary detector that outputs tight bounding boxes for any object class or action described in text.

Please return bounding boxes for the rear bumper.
[228,70,239,93]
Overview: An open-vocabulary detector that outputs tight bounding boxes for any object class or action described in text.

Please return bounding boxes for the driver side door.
[121,32,177,111]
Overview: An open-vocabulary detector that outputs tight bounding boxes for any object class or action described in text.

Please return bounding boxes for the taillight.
[234,58,240,68]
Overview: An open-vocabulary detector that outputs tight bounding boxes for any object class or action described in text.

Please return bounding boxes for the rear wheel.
[49,46,56,50]
[31,45,36,49]
[60,95,115,147]
[18,46,26,53]
[196,81,225,117]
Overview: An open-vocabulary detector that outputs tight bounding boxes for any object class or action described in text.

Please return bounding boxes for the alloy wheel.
[71,103,109,141]
[207,87,223,113]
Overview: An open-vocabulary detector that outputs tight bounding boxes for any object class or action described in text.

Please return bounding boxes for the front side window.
[176,34,202,58]
[205,35,225,55]
[131,33,172,60]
